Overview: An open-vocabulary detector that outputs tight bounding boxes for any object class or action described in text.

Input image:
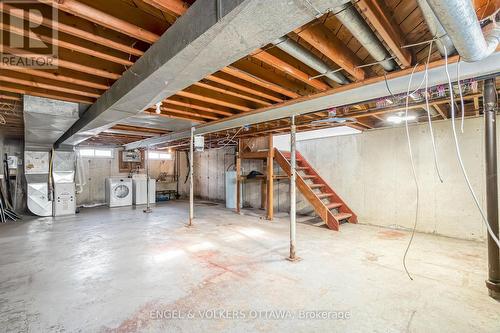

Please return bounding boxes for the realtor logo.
[0,0,58,68]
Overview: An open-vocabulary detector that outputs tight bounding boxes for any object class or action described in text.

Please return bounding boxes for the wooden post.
[266,134,274,220]
[236,139,242,214]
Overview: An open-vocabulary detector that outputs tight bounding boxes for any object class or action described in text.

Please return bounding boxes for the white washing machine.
[132,174,156,205]
[105,177,133,208]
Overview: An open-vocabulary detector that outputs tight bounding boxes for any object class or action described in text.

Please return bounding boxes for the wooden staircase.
[274,148,357,231]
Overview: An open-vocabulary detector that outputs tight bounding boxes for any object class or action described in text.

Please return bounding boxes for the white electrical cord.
[402,63,421,281]
[423,40,444,183]
[456,60,466,133]
[442,44,500,249]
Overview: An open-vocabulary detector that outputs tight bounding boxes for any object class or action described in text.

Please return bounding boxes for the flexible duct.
[426,0,500,62]
[334,3,397,71]
[417,0,455,56]
[273,36,350,85]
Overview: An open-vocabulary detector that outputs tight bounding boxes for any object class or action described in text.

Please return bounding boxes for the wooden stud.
[221,67,300,99]
[141,0,188,16]
[39,0,160,43]
[252,50,330,91]
[0,3,144,56]
[357,0,412,68]
[295,24,366,81]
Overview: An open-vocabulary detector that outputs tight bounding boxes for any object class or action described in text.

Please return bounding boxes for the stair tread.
[302,175,317,179]
[310,184,326,188]
[326,202,342,209]
[317,193,334,199]
[333,212,352,220]
[296,166,310,170]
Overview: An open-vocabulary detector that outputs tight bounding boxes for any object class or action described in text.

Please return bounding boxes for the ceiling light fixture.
[155,102,162,114]
[387,114,416,124]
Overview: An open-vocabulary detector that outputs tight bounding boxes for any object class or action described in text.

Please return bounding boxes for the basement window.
[78,148,114,158]
[148,151,172,160]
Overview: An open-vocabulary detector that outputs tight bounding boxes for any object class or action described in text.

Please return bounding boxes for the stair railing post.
[289,115,297,261]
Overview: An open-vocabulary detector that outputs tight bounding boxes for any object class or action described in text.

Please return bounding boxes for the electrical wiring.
[423,40,444,183]
[402,63,420,281]
[455,58,466,133]
[442,44,500,249]
[214,126,244,150]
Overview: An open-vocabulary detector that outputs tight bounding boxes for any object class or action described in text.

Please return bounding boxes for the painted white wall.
[296,117,491,241]
[185,117,495,241]
[76,149,177,205]
[273,126,361,151]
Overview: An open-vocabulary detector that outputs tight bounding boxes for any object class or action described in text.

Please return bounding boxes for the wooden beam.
[221,67,300,99]
[252,50,330,91]
[295,24,366,81]
[1,76,100,98]
[39,0,160,43]
[433,104,447,119]
[1,46,121,79]
[0,94,21,101]
[144,109,205,123]
[0,22,133,66]
[357,0,412,68]
[0,84,94,104]
[162,106,220,120]
[176,91,252,112]
[0,65,109,90]
[141,0,188,16]
[194,82,272,106]
[206,74,284,103]
[165,99,234,117]
[0,3,144,56]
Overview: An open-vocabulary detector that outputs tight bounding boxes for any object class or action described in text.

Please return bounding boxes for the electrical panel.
[122,150,142,162]
[194,135,205,152]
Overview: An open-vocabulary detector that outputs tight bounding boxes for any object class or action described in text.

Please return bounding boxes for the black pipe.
[484,77,500,300]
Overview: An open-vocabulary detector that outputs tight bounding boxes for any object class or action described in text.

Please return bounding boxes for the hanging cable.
[442,44,500,249]
[423,40,444,183]
[455,58,466,133]
[402,64,421,281]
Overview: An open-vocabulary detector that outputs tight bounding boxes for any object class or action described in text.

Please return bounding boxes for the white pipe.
[335,3,397,71]
[289,115,297,260]
[273,36,350,85]
[426,0,499,62]
[416,0,455,56]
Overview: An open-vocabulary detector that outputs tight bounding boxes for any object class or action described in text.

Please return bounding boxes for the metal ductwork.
[426,0,500,62]
[417,0,455,56]
[273,36,350,85]
[334,3,397,72]
[23,96,79,217]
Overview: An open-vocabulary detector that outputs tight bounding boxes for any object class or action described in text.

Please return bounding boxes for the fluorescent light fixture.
[155,102,162,114]
[387,115,416,124]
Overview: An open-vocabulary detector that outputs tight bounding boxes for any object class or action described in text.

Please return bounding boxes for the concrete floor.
[0,201,499,333]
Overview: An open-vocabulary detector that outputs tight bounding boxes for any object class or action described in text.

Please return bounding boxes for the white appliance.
[225,171,242,209]
[54,183,76,216]
[106,177,133,208]
[132,174,156,205]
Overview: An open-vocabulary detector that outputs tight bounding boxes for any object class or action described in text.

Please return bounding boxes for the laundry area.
[0,0,499,332]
